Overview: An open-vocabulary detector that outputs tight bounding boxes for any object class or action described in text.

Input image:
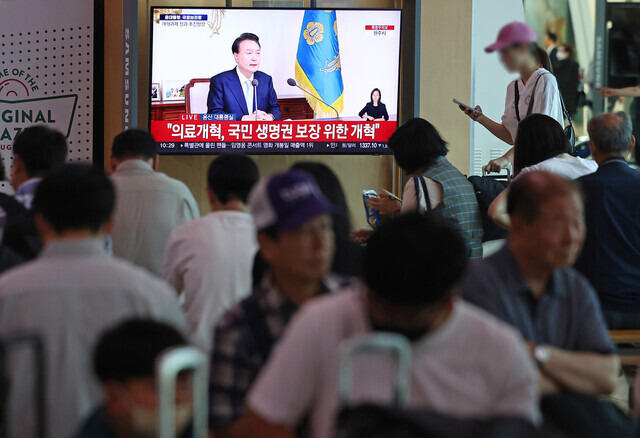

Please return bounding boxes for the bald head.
[507,171,580,223]
[588,112,634,160]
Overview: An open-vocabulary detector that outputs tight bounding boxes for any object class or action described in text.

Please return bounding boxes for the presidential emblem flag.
[295,10,344,118]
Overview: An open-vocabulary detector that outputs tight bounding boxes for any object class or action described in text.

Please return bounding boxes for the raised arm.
[598,86,640,98]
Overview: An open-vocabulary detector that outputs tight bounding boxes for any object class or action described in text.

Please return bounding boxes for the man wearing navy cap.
[208,170,352,438]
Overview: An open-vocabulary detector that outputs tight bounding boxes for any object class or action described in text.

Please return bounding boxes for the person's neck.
[238,67,252,80]
[271,271,323,306]
[520,63,539,84]
[209,200,249,213]
[508,240,553,299]
[373,101,379,107]
[594,152,626,165]
[43,230,101,246]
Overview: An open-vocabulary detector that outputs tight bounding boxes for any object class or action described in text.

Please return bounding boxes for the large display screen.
[149,7,401,154]
[608,4,640,79]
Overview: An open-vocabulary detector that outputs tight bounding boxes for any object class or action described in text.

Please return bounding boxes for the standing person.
[459,22,564,172]
[208,170,351,438]
[554,44,580,117]
[206,33,281,121]
[0,164,188,438]
[544,31,559,66]
[162,155,260,353]
[358,88,389,121]
[575,113,640,329]
[365,118,484,259]
[110,129,199,275]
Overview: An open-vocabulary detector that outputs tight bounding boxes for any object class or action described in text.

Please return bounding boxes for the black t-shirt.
[358,102,389,120]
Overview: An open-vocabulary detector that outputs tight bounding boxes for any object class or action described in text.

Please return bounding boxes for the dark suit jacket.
[553,58,580,115]
[206,69,281,120]
[575,158,640,312]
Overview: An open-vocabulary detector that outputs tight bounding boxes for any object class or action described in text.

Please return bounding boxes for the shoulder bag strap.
[524,73,545,119]
[413,176,432,212]
[514,80,521,122]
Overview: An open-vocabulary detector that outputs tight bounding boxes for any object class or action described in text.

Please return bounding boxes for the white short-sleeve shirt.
[502,68,565,143]
[516,156,598,181]
[248,287,540,438]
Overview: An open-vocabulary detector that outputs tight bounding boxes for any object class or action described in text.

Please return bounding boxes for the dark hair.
[558,43,574,57]
[534,45,554,73]
[507,171,579,223]
[363,212,467,307]
[546,31,558,43]
[12,126,68,178]
[388,118,448,174]
[290,162,351,238]
[232,33,260,54]
[370,88,382,105]
[513,114,570,174]
[588,112,634,154]
[111,129,158,161]
[33,164,115,233]
[208,154,259,204]
[94,319,187,382]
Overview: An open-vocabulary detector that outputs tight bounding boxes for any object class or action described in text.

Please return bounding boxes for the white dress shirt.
[516,156,598,180]
[110,159,199,275]
[236,66,255,115]
[0,239,188,438]
[162,211,258,353]
[502,68,565,143]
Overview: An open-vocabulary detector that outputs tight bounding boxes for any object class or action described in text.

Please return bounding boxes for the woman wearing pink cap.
[460,22,565,173]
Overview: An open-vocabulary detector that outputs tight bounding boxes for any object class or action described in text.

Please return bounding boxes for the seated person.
[209,170,351,438]
[488,114,598,229]
[206,32,280,121]
[247,213,540,438]
[358,88,389,121]
[575,112,640,329]
[365,118,483,259]
[76,319,193,438]
[460,171,619,397]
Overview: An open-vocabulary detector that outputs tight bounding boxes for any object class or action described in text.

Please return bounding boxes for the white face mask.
[122,389,192,438]
[556,51,568,61]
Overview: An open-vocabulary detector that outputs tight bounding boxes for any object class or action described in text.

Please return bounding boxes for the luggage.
[157,346,208,438]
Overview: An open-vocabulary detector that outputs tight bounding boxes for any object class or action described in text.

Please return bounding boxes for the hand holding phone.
[453,98,476,112]
[454,99,482,121]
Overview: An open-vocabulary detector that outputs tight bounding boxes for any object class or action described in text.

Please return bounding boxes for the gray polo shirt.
[459,244,615,355]
[0,239,188,438]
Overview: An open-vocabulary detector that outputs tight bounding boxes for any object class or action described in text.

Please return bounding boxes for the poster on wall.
[0,0,94,193]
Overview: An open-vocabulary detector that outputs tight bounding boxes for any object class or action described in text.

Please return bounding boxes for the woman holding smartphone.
[460,22,564,172]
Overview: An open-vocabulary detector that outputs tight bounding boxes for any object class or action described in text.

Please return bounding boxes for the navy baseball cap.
[249,170,336,231]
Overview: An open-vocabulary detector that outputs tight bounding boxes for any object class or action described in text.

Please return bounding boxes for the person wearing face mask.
[206,32,281,121]
[553,44,580,118]
[76,319,194,438]
[459,22,565,173]
[246,213,540,438]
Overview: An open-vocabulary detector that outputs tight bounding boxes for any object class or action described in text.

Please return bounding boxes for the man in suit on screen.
[206,33,281,121]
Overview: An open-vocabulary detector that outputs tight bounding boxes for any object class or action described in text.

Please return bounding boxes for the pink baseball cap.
[485,22,538,53]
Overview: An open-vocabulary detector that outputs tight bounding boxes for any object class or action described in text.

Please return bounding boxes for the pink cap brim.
[485,41,509,53]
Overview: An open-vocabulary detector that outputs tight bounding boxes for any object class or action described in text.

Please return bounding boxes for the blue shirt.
[575,157,640,312]
[459,245,615,354]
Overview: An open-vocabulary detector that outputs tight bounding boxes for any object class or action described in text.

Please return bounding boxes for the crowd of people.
[0,20,639,438]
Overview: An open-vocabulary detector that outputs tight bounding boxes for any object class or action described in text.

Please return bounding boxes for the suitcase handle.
[0,332,46,438]
[483,166,511,181]
[339,333,412,407]
[157,346,208,438]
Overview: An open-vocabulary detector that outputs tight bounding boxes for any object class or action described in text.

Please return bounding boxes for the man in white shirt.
[162,154,259,353]
[0,164,188,438]
[247,213,540,438]
[110,129,199,275]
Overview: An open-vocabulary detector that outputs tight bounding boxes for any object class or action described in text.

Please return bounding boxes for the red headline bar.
[151,120,397,143]
[365,25,395,30]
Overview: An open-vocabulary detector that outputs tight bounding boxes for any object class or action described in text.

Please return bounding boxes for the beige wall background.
[103,0,473,228]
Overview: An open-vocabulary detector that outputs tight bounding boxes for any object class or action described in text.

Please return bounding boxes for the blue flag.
[295,10,344,118]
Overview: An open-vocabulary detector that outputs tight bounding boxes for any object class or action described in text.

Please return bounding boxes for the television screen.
[607,4,640,79]
[149,7,401,154]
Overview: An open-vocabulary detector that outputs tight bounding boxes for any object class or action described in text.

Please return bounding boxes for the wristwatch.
[533,345,552,366]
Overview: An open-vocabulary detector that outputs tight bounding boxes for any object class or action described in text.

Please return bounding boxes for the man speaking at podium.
[206,33,281,121]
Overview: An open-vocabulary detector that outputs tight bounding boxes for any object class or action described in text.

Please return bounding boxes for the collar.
[258,273,347,312]
[236,66,254,84]
[15,177,42,194]
[40,239,108,259]
[519,68,546,87]
[599,156,627,168]
[494,244,567,298]
[114,159,154,174]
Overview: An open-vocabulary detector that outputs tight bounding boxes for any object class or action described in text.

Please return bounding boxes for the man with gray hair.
[575,112,640,329]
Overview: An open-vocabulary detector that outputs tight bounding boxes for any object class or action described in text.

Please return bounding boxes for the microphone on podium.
[287,78,339,119]
[251,79,259,121]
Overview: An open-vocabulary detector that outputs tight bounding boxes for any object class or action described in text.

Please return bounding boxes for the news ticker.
[150,118,396,154]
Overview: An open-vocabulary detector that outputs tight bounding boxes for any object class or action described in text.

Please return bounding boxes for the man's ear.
[151,155,159,171]
[109,156,120,173]
[257,233,276,266]
[588,141,597,157]
[206,186,217,208]
[34,212,54,242]
[630,135,636,152]
[102,215,116,235]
